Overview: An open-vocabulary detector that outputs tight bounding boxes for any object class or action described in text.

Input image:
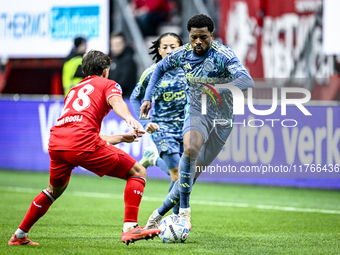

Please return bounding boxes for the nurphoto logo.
[201,85,312,127]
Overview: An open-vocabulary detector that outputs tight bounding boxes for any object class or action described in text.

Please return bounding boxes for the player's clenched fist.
[145,123,160,134]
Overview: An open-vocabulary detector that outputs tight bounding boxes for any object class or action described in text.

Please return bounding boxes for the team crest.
[203,60,214,72]
[160,140,169,151]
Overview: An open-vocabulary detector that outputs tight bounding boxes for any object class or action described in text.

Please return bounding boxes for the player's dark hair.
[82,50,111,77]
[149,32,184,63]
[187,14,214,33]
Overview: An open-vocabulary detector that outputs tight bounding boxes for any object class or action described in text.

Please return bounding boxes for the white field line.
[1,186,340,215]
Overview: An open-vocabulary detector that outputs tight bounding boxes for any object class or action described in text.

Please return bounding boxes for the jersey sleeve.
[219,44,254,91]
[105,81,123,104]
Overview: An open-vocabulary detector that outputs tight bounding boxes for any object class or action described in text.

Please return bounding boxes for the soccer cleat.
[179,208,192,230]
[121,226,161,245]
[144,209,162,229]
[8,234,39,245]
[139,147,157,168]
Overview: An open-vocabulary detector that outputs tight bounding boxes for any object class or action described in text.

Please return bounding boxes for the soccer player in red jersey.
[8,50,160,246]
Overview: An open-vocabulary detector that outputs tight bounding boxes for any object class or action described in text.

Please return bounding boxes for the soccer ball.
[158,215,190,243]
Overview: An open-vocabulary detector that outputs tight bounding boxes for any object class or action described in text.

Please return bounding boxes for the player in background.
[8,50,160,246]
[140,14,254,229]
[130,33,187,215]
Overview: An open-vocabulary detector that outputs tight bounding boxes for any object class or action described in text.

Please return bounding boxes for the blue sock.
[172,202,180,215]
[157,180,180,216]
[172,176,197,215]
[155,157,170,175]
[168,180,175,192]
[168,180,178,214]
[179,154,196,209]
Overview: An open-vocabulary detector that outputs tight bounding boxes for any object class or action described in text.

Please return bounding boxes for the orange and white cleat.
[121,226,161,245]
[8,234,39,245]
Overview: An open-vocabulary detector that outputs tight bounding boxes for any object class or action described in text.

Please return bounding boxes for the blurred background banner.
[220,0,329,79]
[0,96,338,188]
[0,0,109,58]
[0,97,166,178]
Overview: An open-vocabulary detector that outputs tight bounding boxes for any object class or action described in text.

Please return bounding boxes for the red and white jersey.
[49,75,123,151]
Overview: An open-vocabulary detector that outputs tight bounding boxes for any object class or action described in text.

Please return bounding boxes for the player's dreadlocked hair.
[187,14,214,33]
[82,50,111,77]
[149,32,184,63]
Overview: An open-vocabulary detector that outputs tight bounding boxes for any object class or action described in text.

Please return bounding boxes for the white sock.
[123,222,138,233]
[14,228,28,239]
[154,209,162,219]
[179,207,191,214]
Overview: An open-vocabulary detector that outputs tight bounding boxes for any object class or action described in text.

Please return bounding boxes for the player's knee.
[183,131,203,157]
[46,183,68,199]
[183,143,201,158]
[129,162,147,178]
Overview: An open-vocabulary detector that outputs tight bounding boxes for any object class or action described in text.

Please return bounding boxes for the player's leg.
[144,179,180,229]
[155,157,171,175]
[161,152,181,213]
[9,150,73,246]
[144,165,201,229]
[151,136,181,200]
[90,141,160,244]
[140,146,171,175]
[139,147,170,176]
[196,125,233,176]
[120,162,147,232]
[178,130,203,226]
[118,162,161,244]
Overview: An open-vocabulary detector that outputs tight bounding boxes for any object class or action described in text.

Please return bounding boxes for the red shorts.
[48,139,136,187]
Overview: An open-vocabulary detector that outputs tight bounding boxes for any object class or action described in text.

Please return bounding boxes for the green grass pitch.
[0,169,339,254]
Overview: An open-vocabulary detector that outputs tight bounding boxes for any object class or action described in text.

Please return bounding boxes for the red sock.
[19,190,55,232]
[124,175,146,223]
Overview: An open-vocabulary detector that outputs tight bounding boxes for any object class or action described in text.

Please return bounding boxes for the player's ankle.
[123,222,138,233]
[14,228,28,239]
[179,207,191,213]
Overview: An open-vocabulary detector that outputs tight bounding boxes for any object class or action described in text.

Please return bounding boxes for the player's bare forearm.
[109,96,132,119]
[99,134,125,145]
[99,130,145,145]
[139,100,151,119]
[109,96,140,130]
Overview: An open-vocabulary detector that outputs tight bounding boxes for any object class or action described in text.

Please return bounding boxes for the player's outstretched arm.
[109,95,140,130]
[99,130,145,145]
[141,59,169,118]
